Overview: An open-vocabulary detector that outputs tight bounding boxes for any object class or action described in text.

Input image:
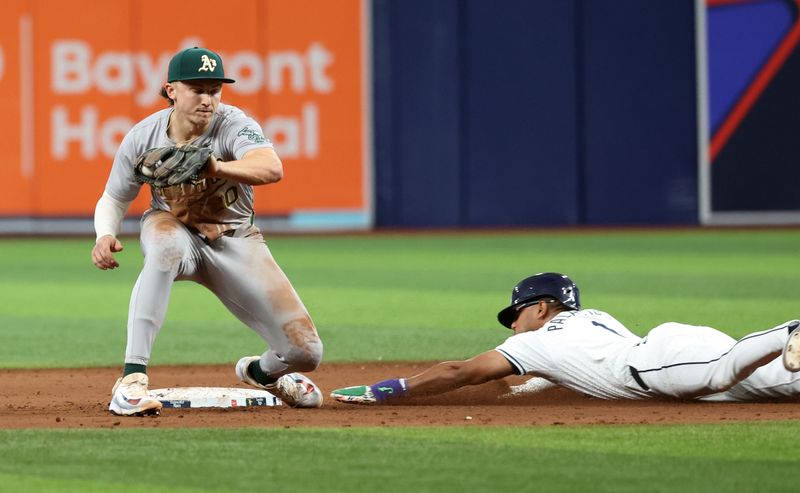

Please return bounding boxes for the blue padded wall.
[373,0,463,227]
[373,0,699,227]
[580,0,698,224]
[462,0,579,226]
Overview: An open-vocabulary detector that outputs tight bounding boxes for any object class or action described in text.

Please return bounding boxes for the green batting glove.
[331,379,408,405]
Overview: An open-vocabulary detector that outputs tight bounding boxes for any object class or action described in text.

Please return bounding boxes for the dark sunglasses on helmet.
[514,298,557,314]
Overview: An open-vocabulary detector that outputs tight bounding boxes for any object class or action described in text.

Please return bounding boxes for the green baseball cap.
[167,47,236,83]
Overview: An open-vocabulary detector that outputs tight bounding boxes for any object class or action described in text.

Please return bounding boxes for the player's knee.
[284,339,323,372]
[281,317,323,371]
[707,374,739,393]
[143,234,187,272]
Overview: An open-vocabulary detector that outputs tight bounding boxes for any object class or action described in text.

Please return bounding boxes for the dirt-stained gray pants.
[124,211,322,377]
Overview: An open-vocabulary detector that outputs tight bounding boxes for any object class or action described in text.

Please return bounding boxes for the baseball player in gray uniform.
[331,272,800,404]
[92,47,323,416]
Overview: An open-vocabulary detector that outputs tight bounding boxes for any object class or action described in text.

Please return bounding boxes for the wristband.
[369,378,408,403]
[94,192,130,240]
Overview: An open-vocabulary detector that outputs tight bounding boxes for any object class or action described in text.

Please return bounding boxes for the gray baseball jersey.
[105,102,271,241]
[103,102,321,376]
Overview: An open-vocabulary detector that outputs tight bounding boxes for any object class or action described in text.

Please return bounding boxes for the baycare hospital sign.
[1,0,368,226]
[51,39,331,161]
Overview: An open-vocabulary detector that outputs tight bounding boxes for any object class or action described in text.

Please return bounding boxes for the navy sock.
[123,363,147,377]
[248,360,278,386]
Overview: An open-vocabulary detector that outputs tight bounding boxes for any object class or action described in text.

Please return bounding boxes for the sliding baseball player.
[332,273,800,404]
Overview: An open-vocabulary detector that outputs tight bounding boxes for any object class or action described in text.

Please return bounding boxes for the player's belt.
[629,366,650,391]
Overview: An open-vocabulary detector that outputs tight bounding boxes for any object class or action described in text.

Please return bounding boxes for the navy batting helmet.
[497,272,581,328]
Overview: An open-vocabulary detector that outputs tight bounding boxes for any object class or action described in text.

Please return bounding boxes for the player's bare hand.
[204,155,222,178]
[92,235,124,270]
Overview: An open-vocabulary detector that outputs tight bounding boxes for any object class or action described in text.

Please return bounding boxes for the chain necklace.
[166,112,198,147]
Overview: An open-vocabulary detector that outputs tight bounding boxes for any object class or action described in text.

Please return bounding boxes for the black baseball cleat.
[781,321,800,372]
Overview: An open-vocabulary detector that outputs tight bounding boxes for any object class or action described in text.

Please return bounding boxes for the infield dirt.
[2,363,799,429]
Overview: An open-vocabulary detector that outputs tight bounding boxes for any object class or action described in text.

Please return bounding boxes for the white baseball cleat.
[782,321,800,371]
[271,373,324,408]
[235,356,323,408]
[109,372,163,416]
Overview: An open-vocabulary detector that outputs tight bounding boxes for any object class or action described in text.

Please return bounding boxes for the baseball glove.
[134,145,214,187]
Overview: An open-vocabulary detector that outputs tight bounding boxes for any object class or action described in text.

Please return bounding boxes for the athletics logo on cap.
[167,47,235,83]
[199,55,217,73]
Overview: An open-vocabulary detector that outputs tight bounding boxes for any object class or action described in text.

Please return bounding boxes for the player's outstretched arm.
[330,350,515,405]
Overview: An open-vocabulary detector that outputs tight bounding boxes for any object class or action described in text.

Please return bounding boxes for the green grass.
[1,422,799,493]
[0,230,797,368]
[1,230,799,493]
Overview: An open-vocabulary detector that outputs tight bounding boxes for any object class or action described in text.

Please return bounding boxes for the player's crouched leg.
[140,212,193,274]
[278,317,323,372]
[278,317,323,407]
[269,341,324,408]
[236,318,324,408]
[236,350,324,408]
[283,339,323,373]
[271,324,324,408]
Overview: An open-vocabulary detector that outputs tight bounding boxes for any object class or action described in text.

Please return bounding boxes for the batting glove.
[330,378,408,405]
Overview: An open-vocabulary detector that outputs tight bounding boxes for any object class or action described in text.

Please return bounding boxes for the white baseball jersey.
[495,310,650,399]
[104,102,272,241]
[496,310,798,401]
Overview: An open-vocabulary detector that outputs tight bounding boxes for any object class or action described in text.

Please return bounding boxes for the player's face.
[510,302,547,334]
[168,80,223,127]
